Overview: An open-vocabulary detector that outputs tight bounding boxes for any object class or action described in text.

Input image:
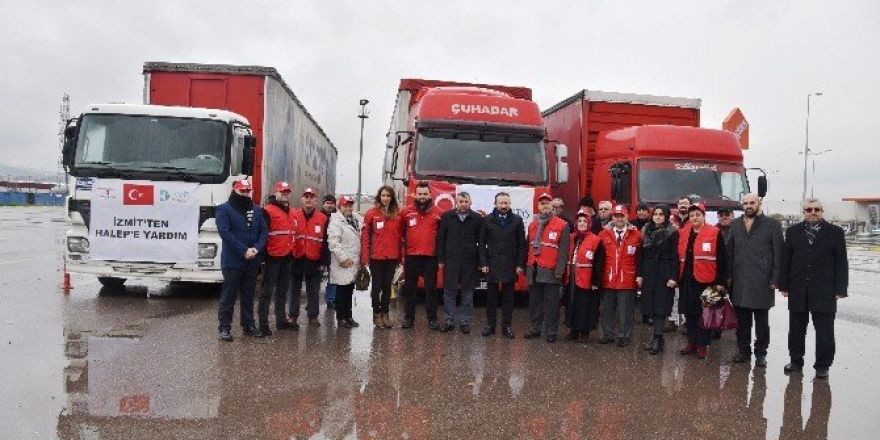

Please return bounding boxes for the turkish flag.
[123,183,154,205]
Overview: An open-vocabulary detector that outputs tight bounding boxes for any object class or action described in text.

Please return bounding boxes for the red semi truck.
[542,90,766,221]
[383,79,569,290]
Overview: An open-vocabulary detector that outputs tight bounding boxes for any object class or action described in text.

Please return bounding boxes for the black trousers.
[290,271,322,320]
[218,267,258,330]
[258,258,292,327]
[652,313,668,336]
[486,281,515,328]
[685,311,711,346]
[788,310,836,369]
[736,306,770,356]
[335,283,355,322]
[402,255,438,321]
[369,259,397,314]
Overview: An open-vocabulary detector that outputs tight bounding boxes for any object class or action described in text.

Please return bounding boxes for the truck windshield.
[638,159,747,204]
[414,130,547,184]
[74,114,228,175]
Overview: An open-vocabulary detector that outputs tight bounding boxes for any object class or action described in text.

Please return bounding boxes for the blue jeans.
[218,267,258,330]
[443,288,474,325]
[325,282,337,304]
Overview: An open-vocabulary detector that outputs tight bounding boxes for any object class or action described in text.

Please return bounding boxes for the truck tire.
[97,277,126,288]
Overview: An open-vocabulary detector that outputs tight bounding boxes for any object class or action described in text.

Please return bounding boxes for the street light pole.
[357,99,369,212]
[802,92,823,201]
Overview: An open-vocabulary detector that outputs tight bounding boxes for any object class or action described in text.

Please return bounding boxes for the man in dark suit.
[479,192,527,338]
[779,198,848,379]
[437,192,482,334]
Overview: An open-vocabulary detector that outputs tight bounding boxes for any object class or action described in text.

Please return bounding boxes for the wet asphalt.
[1,207,880,439]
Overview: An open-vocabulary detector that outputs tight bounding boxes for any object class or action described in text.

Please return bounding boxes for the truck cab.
[595,125,752,217]
[62,103,256,286]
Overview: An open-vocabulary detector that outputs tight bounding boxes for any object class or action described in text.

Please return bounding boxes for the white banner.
[456,184,537,223]
[89,179,200,263]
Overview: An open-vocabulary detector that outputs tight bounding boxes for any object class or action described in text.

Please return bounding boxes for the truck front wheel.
[97,277,126,288]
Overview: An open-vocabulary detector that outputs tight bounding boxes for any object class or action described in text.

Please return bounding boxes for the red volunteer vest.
[291,209,327,261]
[571,234,602,290]
[599,226,642,290]
[361,208,402,264]
[527,216,568,270]
[401,205,442,256]
[678,224,720,284]
[264,203,296,257]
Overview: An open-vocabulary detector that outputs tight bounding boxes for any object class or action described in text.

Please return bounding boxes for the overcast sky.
[1,1,877,201]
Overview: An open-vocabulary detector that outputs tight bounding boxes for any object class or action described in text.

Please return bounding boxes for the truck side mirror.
[241,135,256,177]
[383,146,397,175]
[757,175,768,198]
[555,144,569,184]
[61,119,79,169]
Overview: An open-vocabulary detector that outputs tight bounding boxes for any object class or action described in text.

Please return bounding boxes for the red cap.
[611,204,628,216]
[273,181,292,193]
[337,195,354,206]
[688,202,707,214]
[302,187,317,196]
[537,192,553,202]
[575,208,591,218]
[233,179,252,191]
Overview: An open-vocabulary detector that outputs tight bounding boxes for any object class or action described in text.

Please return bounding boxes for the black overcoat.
[637,227,680,316]
[479,211,527,283]
[778,221,848,313]
[437,209,482,289]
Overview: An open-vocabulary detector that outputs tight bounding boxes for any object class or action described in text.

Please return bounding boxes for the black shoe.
[598,335,614,345]
[218,328,233,341]
[502,326,515,339]
[523,330,541,339]
[733,352,751,363]
[617,338,630,347]
[482,326,496,337]
[648,336,664,355]
[349,319,360,328]
[460,324,470,334]
[755,355,767,367]
[546,335,557,343]
[815,368,829,379]
[401,318,414,329]
[784,362,804,374]
[564,330,579,341]
[243,326,264,337]
[277,321,300,331]
[259,325,273,337]
[428,320,440,331]
[440,322,455,333]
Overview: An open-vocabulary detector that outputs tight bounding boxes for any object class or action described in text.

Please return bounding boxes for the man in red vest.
[598,204,643,347]
[400,181,443,330]
[290,187,330,327]
[524,192,570,343]
[258,181,298,334]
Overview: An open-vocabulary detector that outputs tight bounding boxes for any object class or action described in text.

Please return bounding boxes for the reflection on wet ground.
[2,208,880,439]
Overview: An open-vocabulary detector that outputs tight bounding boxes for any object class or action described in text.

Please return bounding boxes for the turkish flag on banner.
[123,183,154,205]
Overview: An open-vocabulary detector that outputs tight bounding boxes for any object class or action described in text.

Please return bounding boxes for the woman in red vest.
[677,202,728,359]
[564,209,604,343]
[361,185,402,329]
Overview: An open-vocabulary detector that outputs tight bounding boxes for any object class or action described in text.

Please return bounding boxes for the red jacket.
[570,233,602,290]
[400,204,442,257]
[361,207,403,264]
[678,224,721,284]
[263,203,297,257]
[291,208,327,261]
[526,217,569,270]
[599,225,643,290]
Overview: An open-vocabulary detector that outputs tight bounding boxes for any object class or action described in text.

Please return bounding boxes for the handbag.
[354,266,371,291]
[699,298,738,331]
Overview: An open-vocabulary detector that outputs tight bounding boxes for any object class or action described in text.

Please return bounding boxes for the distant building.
[842,196,880,233]
[0,180,65,206]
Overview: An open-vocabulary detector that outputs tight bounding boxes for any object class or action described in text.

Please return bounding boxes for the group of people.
[215,178,848,378]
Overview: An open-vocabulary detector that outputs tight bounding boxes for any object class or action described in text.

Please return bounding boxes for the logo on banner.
[123,184,154,206]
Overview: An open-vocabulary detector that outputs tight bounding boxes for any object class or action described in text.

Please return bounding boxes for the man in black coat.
[437,192,482,334]
[479,192,527,338]
[779,198,848,379]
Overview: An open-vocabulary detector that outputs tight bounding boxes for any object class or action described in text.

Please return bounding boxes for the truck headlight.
[198,243,217,259]
[67,237,90,253]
